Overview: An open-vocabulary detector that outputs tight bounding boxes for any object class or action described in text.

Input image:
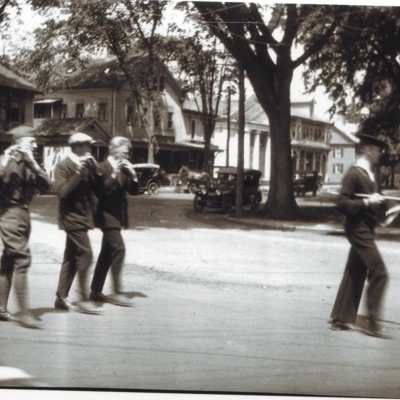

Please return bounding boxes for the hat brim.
[356,134,388,149]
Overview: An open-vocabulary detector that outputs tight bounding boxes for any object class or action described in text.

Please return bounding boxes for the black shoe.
[54,296,73,311]
[330,319,355,331]
[0,308,15,322]
[89,291,108,303]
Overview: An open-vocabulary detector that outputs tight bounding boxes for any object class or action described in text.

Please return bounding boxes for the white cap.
[68,132,96,145]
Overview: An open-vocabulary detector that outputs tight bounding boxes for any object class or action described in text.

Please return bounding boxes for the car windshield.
[218,174,236,184]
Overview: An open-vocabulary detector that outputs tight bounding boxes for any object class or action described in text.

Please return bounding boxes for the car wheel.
[251,196,260,211]
[138,189,145,195]
[189,184,197,194]
[221,196,234,214]
[193,195,204,212]
[174,184,181,193]
[147,182,158,195]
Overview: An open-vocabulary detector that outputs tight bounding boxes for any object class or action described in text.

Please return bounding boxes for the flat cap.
[68,132,96,145]
[356,134,388,149]
[9,125,36,141]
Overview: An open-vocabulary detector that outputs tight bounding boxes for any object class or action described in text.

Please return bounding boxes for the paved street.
[1,193,400,398]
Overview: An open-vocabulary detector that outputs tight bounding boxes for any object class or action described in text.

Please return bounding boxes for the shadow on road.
[121,291,147,299]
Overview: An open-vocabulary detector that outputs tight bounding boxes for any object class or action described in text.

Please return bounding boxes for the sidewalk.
[225,192,400,239]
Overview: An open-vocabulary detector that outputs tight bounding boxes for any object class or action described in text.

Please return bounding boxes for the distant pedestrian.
[0,131,52,328]
[54,133,103,314]
[89,137,138,306]
[330,134,391,338]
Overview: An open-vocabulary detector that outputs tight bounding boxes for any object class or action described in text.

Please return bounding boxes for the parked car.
[174,170,211,194]
[293,171,322,197]
[131,163,165,195]
[193,167,262,214]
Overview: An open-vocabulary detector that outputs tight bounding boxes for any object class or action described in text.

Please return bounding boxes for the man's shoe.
[361,321,392,339]
[89,291,108,303]
[107,293,133,307]
[54,296,73,311]
[330,319,354,331]
[16,313,42,329]
[76,300,102,315]
[0,308,15,322]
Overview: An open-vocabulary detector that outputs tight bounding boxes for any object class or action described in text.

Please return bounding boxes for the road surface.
[1,193,400,398]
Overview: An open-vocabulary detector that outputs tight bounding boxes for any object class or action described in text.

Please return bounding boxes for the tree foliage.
[303,6,400,142]
[162,30,236,173]
[15,0,170,162]
[192,2,346,219]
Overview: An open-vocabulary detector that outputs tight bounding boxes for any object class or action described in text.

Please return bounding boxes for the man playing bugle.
[89,136,138,307]
[0,131,52,328]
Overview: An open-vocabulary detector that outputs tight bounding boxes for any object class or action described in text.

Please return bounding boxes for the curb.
[224,215,400,239]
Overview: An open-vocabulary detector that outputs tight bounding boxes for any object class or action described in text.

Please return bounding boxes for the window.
[305,152,313,170]
[299,150,305,171]
[333,148,343,158]
[34,105,46,119]
[333,164,344,174]
[98,103,108,122]
[154,111,161,128]
[60,104,68,119]
[292,151,298,172]
[302,126,307,140]
[159,76,165,92]
[76,103,84,118]
[315,152,321,172]
[191,120,195,139]
[291,125,296,139]
[167,112,173,129]
[127,106,134,125]
[10,101,19,121]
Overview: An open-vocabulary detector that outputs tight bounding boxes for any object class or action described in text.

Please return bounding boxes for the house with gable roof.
[33,56,220,177]
[0,64,42,155]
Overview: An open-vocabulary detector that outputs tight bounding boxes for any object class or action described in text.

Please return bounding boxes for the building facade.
[33,56,219,177]
[213,95,336,182]
[0,65,42,154]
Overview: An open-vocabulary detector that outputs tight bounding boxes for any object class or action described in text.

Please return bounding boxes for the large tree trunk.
[265,68,299,219]
[246,61,299,220]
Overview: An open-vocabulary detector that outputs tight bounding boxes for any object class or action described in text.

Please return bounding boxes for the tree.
[302,6,400,187]
[303,7,400,136]
[192,2,346,219]
[16,0,169,163]
[163,33,236,174]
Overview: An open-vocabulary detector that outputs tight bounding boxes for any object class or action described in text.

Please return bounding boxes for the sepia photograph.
[1,0,400,399]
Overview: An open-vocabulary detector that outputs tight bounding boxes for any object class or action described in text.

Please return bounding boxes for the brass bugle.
[355,193,400,202]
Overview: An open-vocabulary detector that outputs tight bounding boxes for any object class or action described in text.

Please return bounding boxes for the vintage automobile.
[293,170,322,197]
[193,167,262,214]
[131,163,165,195]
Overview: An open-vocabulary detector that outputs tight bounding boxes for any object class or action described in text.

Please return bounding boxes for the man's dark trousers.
[331,231,388,324]
[91,228,125,293]
[56,229,93,299]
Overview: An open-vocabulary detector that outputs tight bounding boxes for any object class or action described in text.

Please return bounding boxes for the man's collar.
[107,156,118,169]
[68,151,82,166]
[355,157,375,181]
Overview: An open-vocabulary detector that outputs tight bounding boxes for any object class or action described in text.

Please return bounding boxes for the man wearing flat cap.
[54,132,103,314]
[0,131,52,328]
[330,133,392,338]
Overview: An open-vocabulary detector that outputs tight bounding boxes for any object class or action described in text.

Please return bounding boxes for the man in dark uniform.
[0,131,52,328]
[89,137,138,307]
[330,133,391,338]
[54,132,103,314]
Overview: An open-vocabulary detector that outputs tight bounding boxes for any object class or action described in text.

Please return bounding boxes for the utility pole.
[226,85,231,166]
[236,62,245,218]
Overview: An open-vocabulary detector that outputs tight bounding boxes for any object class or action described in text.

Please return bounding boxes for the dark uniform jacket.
[95,159,138,230]
[0,154,52,207]
[336,165,395,239]
[55,156,103,231]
